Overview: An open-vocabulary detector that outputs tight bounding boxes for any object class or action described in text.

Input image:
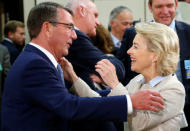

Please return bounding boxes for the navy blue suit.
[1,44,128,131]
[1,39,23,65]
[117,21,190,130]
[176,21,190,131]
[66,30,125,90]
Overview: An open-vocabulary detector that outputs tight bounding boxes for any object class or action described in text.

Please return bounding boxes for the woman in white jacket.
[61,22,187,131]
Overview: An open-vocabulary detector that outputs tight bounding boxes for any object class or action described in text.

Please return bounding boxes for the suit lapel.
[24,44,54,67]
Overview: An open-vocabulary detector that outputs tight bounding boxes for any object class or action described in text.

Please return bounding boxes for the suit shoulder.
[0,44,8,50]
[124,27,136,35]
[176,21,190,30]
[158,75,185,94]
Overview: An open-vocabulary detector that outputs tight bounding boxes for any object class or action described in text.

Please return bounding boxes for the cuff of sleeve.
[126,95,133,114]
[72,78,100,97]
[108,82,129,96]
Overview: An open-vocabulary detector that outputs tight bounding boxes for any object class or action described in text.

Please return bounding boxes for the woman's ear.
[152,54,158,63]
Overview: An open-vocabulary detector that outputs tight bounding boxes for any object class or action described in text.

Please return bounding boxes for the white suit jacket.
[72,74,187,131]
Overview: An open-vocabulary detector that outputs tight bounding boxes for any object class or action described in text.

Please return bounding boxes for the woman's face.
[127,34,156,74]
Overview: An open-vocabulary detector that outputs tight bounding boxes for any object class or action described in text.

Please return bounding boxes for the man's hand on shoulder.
[130,90,164,112]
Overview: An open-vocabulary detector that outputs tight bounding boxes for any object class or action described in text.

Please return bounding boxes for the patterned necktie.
[57,64,65,85]
[117,41,121,47]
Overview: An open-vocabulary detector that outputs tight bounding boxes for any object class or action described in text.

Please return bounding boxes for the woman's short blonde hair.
[135,22,179,76]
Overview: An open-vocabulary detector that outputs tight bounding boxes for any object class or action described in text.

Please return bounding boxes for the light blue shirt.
[138,74,172,88]
[110,33,121,48]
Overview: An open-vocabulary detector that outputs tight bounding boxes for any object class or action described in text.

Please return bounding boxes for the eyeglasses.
[49,21,75,32]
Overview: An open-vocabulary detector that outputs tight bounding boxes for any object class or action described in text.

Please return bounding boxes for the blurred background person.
[1,20,25,65]
[108,6,133,53]
[91,24,114,55]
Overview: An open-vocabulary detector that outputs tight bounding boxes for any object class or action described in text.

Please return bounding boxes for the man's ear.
[8,32,14,39]
[110,20,115,27]
[42,22,53,37]
[148,2,153,13]
[78,5,86,17]
[175,0,178,9]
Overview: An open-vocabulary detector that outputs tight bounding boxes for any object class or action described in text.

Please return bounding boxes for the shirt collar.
[168,19,176,32]
[74,26,79,31]
[137,74,171,88]
[152,19,176,32]
[29,42,58,68]
[110,33,120,48]
[4,38,13,43]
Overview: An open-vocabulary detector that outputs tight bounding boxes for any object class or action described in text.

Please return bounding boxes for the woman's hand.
[59,57,78,83]
[95,59,119,89]
[90,74,103,84]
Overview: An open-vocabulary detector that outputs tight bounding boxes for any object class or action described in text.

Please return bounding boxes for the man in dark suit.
[1,20,25,65]
[1,2,164,131]
[117,0,190,130]
[65,0,126,130]
[65,0,125,91]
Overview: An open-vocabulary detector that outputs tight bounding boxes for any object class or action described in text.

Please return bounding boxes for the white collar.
[152,19,176,32]
[4,38,13,43]
[29,42,58,68]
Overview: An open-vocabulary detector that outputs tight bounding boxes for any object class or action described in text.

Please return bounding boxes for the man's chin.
[63,51,69,57]
[159,19,172,26]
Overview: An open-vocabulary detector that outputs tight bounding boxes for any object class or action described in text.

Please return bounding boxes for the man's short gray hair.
[108,6,132,31]
[65,0,94,13]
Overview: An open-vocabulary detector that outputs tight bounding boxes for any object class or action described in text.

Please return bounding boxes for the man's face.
[11,27,25,46]
[49,9,77,59]
[111,10,133,40]
[85,2,100,37]
[148,0,178,26]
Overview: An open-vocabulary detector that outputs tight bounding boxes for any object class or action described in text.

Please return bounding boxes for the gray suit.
[0,44,11,98]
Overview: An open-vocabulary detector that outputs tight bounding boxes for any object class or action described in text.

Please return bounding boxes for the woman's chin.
[131,67,139,73]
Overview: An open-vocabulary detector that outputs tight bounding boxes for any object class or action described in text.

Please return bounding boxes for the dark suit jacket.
[66,30,125,90]
[1,44,127,131]
[1,39,23,65]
